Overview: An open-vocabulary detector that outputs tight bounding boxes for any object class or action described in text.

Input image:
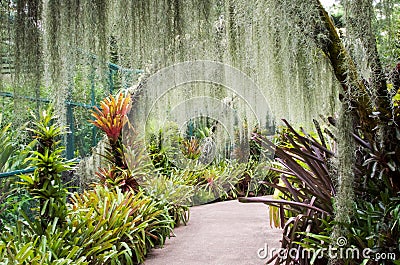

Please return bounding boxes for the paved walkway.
[144,198,282,265]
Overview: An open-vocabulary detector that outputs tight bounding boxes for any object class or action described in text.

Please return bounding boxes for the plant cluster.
[241,119,335,264]
[241,115,400,265]
[0,98,176,264]
[0,114,36,230]
[145,118,275,205]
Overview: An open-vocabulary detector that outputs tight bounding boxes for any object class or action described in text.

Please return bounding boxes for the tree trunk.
[312,0,399,192]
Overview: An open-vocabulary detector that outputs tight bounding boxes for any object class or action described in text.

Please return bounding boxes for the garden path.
[143,197,282,265]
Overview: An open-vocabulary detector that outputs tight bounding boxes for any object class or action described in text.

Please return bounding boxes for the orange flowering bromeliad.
[90,92,131,145]
[90,93,139,192]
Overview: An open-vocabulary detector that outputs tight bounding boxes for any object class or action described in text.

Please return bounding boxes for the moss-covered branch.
[312,0,391,145]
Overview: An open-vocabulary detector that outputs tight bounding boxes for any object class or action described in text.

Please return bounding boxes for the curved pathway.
[144,198,282,265]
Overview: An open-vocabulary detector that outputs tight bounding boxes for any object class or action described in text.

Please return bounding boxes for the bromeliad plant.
[192,160,246,204]
[67,185,173,264]
[18,107,76,234]
[90,92,140,192]
[91,92,131,148]
[143,173,195,226]
[181,138,201,160]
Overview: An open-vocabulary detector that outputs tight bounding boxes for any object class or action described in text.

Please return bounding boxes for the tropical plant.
[180,138,201,160]
[298,192,400,264]
[67,185,173,264]
[237,159,276,197]
[18,107,76,234]
[0,115,13,173]
[143,172,194,226]
[192,160,246,204]
[240,119,335,265]
[348,192,400,264]
[241,114,400,264]
[0,179,32,231]
[0,219,88,265]
[146,121,182,175]
[0,113,38,230]
[0,113,32,173]
[90,92,140,192]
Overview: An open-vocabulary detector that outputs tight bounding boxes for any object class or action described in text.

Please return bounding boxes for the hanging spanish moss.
[12,0,43,123]
[42,0,110,124]
[330,105,356,257]
[0,0,347,183]
[109,0,340,130]
[0,0,344,131]
[341,0,397,153]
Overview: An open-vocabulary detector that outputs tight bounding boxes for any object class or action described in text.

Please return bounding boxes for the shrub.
[18,107,75,234]
[240,119,335,265]
[67,185,173,264]
[143,173,194,226]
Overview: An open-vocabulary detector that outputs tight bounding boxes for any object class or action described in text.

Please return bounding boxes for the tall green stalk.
[19,106,75,234]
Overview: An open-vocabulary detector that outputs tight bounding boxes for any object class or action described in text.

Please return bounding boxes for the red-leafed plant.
[90,92,140,192]
[239,119,335,265]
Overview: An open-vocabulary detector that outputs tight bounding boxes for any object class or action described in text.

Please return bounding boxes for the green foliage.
[344,188,400,264]
[145,120,273,204]
[0,219,88,265]
[233,159,276,197]
[0,179,32,231]
[191,161,246,204]
[0,113,32,172]
[339,104,400,264]
[374,1,400,66]
[67,185,173,264]
[242,114,400,264]
[0,118,13,173]
[295,217,334,262]
[18,107,76,233]
[297,190,400,265]
[143,173,194,226]
[146,121,182,175]
[0,115,34,230]
[1,185,174,264]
